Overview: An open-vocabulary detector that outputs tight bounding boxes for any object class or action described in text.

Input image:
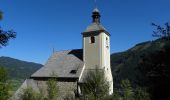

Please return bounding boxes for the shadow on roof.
[68,49,83,61]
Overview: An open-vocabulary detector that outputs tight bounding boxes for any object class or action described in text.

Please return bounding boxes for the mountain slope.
[0,56,43,80]
[111,38,170,88]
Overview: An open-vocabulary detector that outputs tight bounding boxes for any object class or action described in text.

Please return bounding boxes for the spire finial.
[92,0,100,23]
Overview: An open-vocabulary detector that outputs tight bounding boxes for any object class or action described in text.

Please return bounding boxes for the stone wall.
[35,80,77,99]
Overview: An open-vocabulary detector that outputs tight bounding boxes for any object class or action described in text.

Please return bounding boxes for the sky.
[0,0,170,64]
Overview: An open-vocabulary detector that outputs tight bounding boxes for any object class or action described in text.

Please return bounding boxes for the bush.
[19,87,44,100]
[81,67,110,100]
[47,78,58,100]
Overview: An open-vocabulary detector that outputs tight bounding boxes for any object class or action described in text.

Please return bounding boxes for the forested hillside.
[0,56,42,80]
[111,38,170,99]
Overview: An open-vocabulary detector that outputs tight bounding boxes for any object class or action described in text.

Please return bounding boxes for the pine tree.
[134,87,150,100]
[82,67,110,100]
[121,79,134,100]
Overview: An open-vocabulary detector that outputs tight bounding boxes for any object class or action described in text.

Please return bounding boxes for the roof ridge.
[54,49,82,53]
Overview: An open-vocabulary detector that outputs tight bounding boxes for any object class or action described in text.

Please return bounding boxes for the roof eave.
[82,30,110,37]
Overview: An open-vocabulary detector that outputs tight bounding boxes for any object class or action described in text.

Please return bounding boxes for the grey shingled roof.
[84,22,106,32]
[31,49,83,78]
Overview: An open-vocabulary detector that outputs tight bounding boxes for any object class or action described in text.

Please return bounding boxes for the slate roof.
[31,49,84,79]
[84,22,106,32]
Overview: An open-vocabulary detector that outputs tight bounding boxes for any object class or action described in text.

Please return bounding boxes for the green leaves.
[47,74,58,100]
[121,79,134,100]
[134,87,150,100]
[82,67,110,99]
[0,67,10,100]
[0,67,8,82]
[119,79,151,100]
[19,87,44,100]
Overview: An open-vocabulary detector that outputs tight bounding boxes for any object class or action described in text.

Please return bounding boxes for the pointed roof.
[93,7,100,13]
[83,7,107,33]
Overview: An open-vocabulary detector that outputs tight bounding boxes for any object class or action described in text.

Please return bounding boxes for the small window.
[90,36,95,43]
[106,37,108,45]
[70,70,77,74]
[106,37,109,48]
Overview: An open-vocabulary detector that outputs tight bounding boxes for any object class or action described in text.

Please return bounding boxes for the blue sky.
[0,0,170,64]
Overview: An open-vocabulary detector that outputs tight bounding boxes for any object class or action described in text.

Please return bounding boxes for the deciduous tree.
[0,10,16,48]
[152,22,170,39]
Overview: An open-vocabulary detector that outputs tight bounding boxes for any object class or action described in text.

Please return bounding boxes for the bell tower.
[82,8,113,94]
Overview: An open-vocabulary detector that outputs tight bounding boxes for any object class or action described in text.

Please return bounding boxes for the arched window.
[90,36,95,43]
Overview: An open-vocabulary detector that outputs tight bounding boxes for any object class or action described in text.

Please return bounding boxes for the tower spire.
[92,0,100,23]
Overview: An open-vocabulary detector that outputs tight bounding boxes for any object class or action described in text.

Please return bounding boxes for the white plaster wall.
[100,32,113,94]
[83,32,113,94]
[83,35,100,69]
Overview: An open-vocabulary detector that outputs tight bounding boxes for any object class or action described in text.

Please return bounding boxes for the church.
[13,7,113,99]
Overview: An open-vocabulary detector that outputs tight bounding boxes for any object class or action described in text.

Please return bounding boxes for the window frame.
[90,36,95,44]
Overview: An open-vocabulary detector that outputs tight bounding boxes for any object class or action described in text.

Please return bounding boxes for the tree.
[82,67,110,100]
[120,79,134,100]
[134,87,150,100]
[19,87,44,100]
[138,41,170,100]
[47,77,58,100]
[111,90,120,100]
[0,10,16,48]
[152,22,170,40]
[0,67,10,100]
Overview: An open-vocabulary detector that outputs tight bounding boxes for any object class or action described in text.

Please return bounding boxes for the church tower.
[82,8,113,94]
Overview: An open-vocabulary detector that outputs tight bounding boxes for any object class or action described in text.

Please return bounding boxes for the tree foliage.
[152,22,170,39]
[82,67,110,100]
[19,87,44,100]
[120,79,134,100]
[139,40,170,100]
[111,90,120,100]
[0,10,16,48]
[0,28,16,47]
[0,67,10,100]
[47,77,58,100]
[117,79,150,100]
[134,87,150,100]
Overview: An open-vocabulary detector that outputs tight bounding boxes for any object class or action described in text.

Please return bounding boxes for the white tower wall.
[83,32,113,94]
